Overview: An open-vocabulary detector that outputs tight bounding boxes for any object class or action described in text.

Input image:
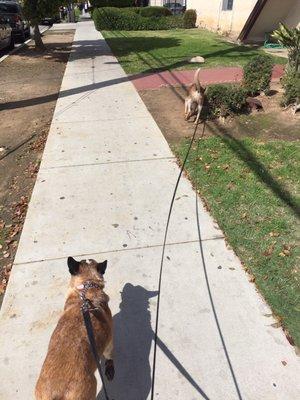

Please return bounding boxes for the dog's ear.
[97,260,107,275]
[68,257,80,275]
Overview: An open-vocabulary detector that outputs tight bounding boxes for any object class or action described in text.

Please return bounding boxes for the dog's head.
[67,256,107,288]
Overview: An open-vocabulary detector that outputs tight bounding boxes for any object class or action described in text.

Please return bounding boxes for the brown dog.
[184,68,206,124]
[35,257,114,400]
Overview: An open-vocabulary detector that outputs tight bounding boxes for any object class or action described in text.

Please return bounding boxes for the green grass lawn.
[102,29,286,74]
[175,136,300,346]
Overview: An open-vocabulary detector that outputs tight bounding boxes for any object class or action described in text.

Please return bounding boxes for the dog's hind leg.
[195,105,203,124]
[103,339,114,381]
[184,98,189,119]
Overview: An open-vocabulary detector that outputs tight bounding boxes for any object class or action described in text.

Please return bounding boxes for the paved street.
[0,20,299,400]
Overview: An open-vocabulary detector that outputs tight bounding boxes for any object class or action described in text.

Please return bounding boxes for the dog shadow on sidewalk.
[97,283,210,400]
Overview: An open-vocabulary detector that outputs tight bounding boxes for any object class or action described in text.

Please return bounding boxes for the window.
[0,4,19,13]
[222,0,234,11]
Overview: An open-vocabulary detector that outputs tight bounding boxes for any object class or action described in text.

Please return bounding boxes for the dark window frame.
[222,0,234,11]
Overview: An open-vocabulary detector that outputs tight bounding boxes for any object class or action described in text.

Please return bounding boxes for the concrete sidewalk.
[0,20,299,400]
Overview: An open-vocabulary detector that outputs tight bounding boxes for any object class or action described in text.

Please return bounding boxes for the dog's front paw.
[105,359,115,381]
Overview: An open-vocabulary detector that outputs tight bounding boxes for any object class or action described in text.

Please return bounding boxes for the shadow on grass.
[1,32,264,110]
[102,35,181,57]
[207,120,300,218]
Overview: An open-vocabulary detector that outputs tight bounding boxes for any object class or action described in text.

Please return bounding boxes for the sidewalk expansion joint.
[52,115,155,124]
[40,156,176,170]
[14,236,224,266]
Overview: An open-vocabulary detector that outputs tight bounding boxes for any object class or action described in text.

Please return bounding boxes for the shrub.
[93,7,135,30]
[139,6,172,17]
[281,69,300,106]
[184,9,197,29]
[206,84,248,117]
[243,55,273,95]
[123,7,140,14]
[90,0,133,7]
[93,7,184,31]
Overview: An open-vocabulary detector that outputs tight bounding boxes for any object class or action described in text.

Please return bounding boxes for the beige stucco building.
[188,0,300,42]
[149,0,300,42]
[241,0,300,42]
[188,0,257,37]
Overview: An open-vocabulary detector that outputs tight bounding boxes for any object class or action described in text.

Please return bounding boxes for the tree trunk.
[33,24,45,51]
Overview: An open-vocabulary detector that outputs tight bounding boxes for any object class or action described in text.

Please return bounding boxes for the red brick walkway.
[129,65,284,91]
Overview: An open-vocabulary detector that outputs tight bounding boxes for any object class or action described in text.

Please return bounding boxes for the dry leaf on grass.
[263,242,275,257]
[227,182,235,190]
[269,231,280,237]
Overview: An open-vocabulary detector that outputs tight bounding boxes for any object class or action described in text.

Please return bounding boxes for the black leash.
[195,137,243,400]
[150,120,206,400]
[78,119,206,400]
[80,282,111,400]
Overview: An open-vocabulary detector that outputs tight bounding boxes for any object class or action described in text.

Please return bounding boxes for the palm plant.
[272,23,300,73]
[272,23,300,108]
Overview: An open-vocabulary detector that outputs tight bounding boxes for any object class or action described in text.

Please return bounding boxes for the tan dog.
[35,257,114,400]
[184,68,206,124]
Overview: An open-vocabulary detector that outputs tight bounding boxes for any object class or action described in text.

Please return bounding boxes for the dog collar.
[77,281,104,312]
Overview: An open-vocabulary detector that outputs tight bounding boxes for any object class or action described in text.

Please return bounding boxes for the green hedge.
[206,84,248,117]
[281,70,300,106]
[243,55,273,95]
[93,7,184,31]
[139,6,172,17]
[90,0,133,7]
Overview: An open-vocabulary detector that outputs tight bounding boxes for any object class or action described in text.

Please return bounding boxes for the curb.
[0,26,49,64]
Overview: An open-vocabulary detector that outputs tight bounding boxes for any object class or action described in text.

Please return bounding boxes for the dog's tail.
[194,68,201,92]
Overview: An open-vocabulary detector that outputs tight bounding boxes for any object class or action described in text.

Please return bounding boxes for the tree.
[23,0,61,50]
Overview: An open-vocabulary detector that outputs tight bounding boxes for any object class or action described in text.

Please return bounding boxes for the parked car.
[0,14,13,51]
[0,1,30,42]
[40,15,60,26]
[164,2,185,15]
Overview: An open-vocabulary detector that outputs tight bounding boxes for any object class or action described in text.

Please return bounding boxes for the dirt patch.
[139,82,300,144]
[0,29,74,302]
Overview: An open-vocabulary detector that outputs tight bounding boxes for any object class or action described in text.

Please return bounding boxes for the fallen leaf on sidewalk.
[271,321,281,328]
